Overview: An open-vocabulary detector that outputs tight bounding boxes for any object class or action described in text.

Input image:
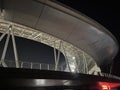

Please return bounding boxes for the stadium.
[0,0,120,89]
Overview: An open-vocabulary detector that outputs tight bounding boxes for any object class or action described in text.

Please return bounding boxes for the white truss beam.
[0,19,99,74]
[0,30,10,67]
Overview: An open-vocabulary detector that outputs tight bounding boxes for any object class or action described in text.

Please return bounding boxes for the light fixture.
[72,56,75,60]
[101,84,110,90]
[35,79,46,86]
[70,64,75,72]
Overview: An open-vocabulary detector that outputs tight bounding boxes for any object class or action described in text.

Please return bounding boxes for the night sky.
[0,34,66,67]
[57,0,120,76]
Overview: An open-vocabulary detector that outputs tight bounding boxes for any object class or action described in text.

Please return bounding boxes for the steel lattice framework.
[0,18,101,74]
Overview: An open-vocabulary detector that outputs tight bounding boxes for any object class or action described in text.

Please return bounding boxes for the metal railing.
[93,71,120,80]
[100,72,120,80]
[2,60,64,71]
[1,60,120,80]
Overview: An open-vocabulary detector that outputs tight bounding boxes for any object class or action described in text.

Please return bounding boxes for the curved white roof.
[1,0,118,66]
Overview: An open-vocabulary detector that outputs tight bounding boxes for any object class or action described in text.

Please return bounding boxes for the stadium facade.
[0,0,119,76]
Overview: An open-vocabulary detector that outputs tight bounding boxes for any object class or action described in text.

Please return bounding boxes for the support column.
[0,30,10,67]
[53,41,57,70]
[75,59,80,73]
[40,63,41,70]
[11,26,19,68]
[47,64,50,70]
[0,25,20,68]
[21,62,23,68]
[55,50,60,70]
[61,42,71,72]
[55,41,61,71]
[83,52,88,74]
[31,62,33,69]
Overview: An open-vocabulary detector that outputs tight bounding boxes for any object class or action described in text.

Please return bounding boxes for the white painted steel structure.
[0,19,98,74]
[0,0,119,75]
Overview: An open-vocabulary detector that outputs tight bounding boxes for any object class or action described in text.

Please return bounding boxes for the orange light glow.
[101,84,110,90]
[98,82,120,90]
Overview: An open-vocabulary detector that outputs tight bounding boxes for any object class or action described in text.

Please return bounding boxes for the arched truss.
[0,18,101,74]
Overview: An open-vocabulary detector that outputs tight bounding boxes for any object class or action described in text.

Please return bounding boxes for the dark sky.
[0,34,66,67]
[57,0,120,76]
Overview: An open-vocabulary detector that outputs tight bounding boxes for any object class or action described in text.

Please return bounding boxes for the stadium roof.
[0,0,118,66]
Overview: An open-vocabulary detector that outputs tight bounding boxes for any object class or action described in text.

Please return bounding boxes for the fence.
[2,60,64,71]
[1,60,120,80]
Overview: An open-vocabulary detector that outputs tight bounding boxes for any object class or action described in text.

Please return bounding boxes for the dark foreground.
[0,67,120,90]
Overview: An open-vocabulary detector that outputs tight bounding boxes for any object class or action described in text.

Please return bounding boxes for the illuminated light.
[101,85,110,90]
[70,64,76,72]
[72,56,75,60]
[98,82,110,90]
[71,68,75,72]
[9,25,12,30]
[98,82,120,90]
[35,79,46,86]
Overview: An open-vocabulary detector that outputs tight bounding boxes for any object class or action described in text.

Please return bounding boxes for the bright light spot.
[9,25,12,30]
[99,82,111,90]
[35,79,45,86]
[70,64,76,72]
[71,69,75,72]
[72,56,75,60]
[99,82,120,90]
[101,85,109,90]
[9,27,12,30]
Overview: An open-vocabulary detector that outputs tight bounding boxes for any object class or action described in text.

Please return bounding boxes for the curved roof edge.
[37,0,119,46]
[37,0,119,62]
[1,0,119,66]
